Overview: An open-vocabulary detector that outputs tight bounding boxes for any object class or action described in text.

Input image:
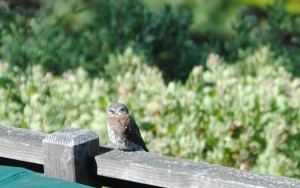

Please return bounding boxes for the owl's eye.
[119,107,128,113]
[109,109,115,114]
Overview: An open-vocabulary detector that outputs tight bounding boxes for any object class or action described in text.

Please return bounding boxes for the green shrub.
[1,47,300,178]
[0,0,201,81]
[224,3,300,76]
[1,1,299,79]
[0,62,111,139]
[143,0,300,35]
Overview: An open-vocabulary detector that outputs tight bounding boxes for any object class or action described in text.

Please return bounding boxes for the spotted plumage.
[107,102,148,152]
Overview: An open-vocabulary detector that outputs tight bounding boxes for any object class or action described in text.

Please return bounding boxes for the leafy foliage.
[224,3,300,76]
[0,0,201,81]
[1,47,300,178]
[1,0,300,180]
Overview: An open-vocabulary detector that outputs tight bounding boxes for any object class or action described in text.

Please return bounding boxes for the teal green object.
[0,165,91,188]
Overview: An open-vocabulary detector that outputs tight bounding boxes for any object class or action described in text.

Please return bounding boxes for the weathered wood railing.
[0,125,299,188]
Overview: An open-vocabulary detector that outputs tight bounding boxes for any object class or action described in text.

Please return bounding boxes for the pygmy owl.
[106,102,149,152]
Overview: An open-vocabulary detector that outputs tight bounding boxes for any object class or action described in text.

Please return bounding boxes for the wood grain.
[43,128,99,185]
[95,148,300,188]
[1,125,300,188]
[0,125,46,164]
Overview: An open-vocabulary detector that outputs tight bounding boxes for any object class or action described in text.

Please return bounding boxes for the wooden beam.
[95,148,300,188]
[43,128,99,185]
[0,125,45,164]
[1,125,299,188]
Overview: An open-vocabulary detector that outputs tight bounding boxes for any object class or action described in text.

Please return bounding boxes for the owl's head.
[107,102,129,117]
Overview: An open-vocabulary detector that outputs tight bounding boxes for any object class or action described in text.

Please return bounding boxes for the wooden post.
[43,128,99,185]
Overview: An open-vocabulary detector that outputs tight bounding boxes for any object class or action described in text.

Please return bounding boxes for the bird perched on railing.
[106,102,149,152]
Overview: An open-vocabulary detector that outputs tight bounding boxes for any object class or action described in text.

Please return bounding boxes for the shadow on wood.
[0,157,43,173]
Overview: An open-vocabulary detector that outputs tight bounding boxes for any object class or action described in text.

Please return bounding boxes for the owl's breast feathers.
[120,115,149,152]
[108,115,126,139]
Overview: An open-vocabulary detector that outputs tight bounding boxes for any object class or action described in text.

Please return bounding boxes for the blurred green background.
[0,0,300,179]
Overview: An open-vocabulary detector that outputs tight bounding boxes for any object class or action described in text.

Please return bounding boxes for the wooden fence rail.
[0,125,299,188]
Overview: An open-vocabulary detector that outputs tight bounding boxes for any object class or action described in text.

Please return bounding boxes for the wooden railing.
[0,125,299,188]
